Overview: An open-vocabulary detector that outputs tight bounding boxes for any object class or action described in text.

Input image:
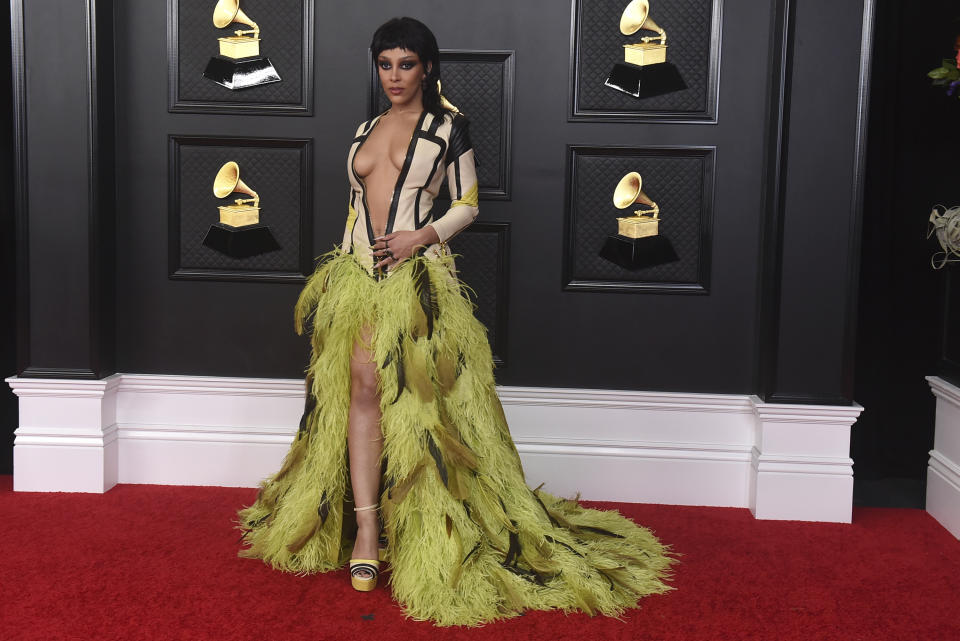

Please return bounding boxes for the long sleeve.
[428,115,479,243]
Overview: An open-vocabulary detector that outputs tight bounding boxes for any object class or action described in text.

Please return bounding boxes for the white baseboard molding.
[6,374,863,522]
[8,377,120,492]
[925,376,960,538]
[749,399,861,523]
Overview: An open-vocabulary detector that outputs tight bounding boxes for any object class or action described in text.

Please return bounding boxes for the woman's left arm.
[428,115,479,243]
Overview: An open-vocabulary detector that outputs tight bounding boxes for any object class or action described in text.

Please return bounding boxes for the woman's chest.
[348,114,449,195]
[352,125,409,178]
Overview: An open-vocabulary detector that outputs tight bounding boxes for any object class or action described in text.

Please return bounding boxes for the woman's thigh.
[350,325,379,405]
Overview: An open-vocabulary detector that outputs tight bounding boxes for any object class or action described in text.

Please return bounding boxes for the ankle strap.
[353,504,379,512]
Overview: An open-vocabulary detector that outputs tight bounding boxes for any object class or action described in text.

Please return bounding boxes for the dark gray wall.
[13,0,115,380]
[765,0,870,403]
[12,0,873,405]
[103,0,868,399]
[2,0,16,474]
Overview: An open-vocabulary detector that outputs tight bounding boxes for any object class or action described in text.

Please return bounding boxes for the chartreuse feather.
[236,250,674,626]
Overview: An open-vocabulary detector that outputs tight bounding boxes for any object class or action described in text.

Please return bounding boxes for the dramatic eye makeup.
[378,58,419,70]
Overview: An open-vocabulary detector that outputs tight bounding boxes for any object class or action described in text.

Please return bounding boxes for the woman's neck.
[387,94,424,117]
[388,107,421,116]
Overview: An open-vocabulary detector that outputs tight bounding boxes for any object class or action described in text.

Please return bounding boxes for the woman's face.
[377,47,430,109]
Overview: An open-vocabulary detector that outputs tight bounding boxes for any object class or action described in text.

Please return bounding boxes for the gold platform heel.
[351,504,381,591]
[349,558,380,591]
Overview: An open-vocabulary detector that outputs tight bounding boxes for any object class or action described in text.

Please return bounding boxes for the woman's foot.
[351,505,380,581]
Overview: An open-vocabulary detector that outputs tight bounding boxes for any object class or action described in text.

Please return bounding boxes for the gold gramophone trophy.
[604,0,686,99]
[613,171,660,238]
[202,161,280,259]
[214,161,260,226]
[202,0,281,90]
[598,171,678,270]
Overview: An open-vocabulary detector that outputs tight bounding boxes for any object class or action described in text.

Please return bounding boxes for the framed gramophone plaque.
[562,145,715,294]
[369,50,515,200]
[168,135,313,282]
[569,0,722,122]
[168,0,314,114]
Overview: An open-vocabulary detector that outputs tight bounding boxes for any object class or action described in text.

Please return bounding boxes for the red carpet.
[0,474,957,641]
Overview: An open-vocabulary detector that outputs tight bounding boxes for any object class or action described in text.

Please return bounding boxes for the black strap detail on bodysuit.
[385,110,429,236]
[446,114,473,163]
[351,116,384,250]
[453,157,462,197]
[414,115,447,229]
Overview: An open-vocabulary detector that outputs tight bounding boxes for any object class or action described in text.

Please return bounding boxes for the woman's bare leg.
[348,326,383,575]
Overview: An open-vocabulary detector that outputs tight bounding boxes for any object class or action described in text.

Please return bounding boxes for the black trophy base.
[202,223,281,259]
[605,62,686,99]
[599,234,679,270]
[203,56,281,90]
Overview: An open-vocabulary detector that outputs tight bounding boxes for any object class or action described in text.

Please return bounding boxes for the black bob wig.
[370,17,450,118]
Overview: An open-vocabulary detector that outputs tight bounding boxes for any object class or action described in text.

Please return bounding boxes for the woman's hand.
[372,226,440,270]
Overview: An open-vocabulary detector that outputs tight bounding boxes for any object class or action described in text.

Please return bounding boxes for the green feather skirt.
[235,250,674,626]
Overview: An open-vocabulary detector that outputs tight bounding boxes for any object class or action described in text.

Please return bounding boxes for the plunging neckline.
[352,109,428,239]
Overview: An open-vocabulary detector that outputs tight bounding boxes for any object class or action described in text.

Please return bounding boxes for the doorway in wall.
[853,0,960,507]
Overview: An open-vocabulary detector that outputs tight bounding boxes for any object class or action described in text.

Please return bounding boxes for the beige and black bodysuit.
[343,110,479,275]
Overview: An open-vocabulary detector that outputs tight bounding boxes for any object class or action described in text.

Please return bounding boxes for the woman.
[236,16,673,626]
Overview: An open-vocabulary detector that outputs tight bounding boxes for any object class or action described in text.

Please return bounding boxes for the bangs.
[370,17,436,63]
[371,31,416,58]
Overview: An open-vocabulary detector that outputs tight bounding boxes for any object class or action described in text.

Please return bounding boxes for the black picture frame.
[368,49,515,200]
[168,135,313,282]
[453,222,512,365]
[569,0,723,123]
[167,0,314,115]
[562,145,715,294]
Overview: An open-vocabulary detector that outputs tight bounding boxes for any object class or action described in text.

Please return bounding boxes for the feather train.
[235,250,674,627]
